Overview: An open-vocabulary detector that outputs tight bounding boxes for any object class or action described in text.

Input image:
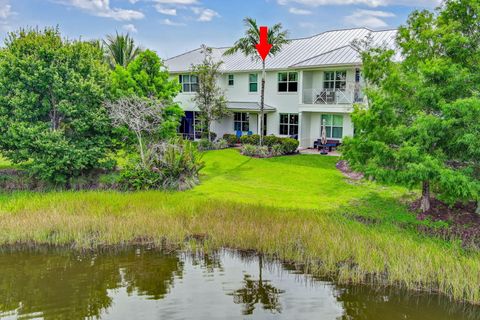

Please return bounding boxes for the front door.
[179,111,194,140]
[263,114,267,136]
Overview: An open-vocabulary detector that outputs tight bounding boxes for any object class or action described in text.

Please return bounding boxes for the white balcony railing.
[302,82,365,105]
[302,89,353,105]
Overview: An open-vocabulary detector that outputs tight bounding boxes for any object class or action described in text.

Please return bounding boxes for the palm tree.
[224,17,290,145]
[103,32,141,69]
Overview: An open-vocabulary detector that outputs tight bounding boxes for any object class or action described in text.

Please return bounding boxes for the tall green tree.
[0,27,116,185]
[191,45,230,142]
[110,49,183,140]
[224,18,289,145]
[342,0,480,213]
[103,32,141,69]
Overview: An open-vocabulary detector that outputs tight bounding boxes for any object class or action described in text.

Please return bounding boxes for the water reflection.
[0,247,182,319]
[230,256,285,315]
[0,247,478,320]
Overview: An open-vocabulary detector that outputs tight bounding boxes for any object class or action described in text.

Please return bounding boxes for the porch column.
[298,111,302,145]
[257,113,261,135]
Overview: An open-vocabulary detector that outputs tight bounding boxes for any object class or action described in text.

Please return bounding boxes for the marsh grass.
[0,150,479,304]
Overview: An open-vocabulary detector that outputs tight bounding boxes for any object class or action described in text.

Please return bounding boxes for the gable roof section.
[165,28,397,73]
[291,45,361,68]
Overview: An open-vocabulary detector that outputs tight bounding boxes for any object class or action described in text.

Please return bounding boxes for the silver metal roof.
[227,101,275,112]
[165,28,397,73]
[291,45,361,68]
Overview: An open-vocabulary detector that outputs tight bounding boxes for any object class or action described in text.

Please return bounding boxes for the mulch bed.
[411,199,480,249]
[336,160,364,180]
[335,161,480,249]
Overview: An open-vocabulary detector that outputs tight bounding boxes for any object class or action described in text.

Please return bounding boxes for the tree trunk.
[136,132,146,168]
[207,119,211,142]
[260,60,266,146]
[476,200,480,215]
[420,180,431,213]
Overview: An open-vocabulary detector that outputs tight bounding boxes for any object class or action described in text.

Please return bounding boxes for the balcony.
[302,89,355,105]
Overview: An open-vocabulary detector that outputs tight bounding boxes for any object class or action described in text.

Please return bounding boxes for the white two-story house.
[164,28,396,148]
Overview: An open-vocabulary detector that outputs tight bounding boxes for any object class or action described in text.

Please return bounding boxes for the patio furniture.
[314,139,341,152]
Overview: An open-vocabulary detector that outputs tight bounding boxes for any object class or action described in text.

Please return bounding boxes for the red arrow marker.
[255,26,272,61]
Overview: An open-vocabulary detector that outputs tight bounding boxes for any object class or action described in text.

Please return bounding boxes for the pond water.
[0,247,478,320]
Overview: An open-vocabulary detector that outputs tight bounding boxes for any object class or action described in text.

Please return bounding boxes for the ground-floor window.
[321,114,343,139]
[234,112,249,132]
[279,113,299,136]
[178,111,203,139]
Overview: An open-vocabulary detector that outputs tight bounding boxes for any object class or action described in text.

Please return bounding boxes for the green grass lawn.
[0,149,479,304]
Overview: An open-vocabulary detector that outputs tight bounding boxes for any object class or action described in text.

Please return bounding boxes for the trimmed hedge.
[240,134,260,146]
[281,138,299,154]
[223,134,238,145]
[263,135,282,147]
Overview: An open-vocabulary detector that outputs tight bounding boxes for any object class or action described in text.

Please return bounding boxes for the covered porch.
[211,101,276,138]
[178,101,276,140]
[298,111,354,149]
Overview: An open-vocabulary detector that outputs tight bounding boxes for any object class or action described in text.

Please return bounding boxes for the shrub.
[121,138,204,191]
[241,144,270,158]
[264,135,282,147]
[281,138,299,154]
[201,131,217,142]
[197,138,214,151]
[240,134,260,145]
[270,144,285,157]
[214,139,229,150]
[120,164,163,191]
[223,134,238,145]
[148,138,204,190]
[0,28,116,185]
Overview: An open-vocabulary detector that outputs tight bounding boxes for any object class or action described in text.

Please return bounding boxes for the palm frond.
[223,17,290,60]
[103,32,142,69]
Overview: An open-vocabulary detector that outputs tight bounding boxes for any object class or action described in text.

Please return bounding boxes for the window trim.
[321,114,344,139]
[234,112,250,132]
[323,70,347,92]
[279,113,299,136]
[277,72,298,93]
[248,73,258,93]
[179,74,199,93]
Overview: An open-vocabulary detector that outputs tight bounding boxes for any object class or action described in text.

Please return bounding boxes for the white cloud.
[191,7,219,22]
[59,0,144,21]
[0,0,12,19]
[278,0,440,8]
[161,18,185,26]
[289,7,312,15]
[122,23,138,33]
[344,9,395,28]
[0,0,13,31]
[155,4,177,15]
[154,0,198,4]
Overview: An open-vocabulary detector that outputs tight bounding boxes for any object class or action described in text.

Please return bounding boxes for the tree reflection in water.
[0,247,183,319]
[229,255,285,315]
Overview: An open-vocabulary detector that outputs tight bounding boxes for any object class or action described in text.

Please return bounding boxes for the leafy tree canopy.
[110,49,183,141]
[0,27,116,185]
[343,0,480,212]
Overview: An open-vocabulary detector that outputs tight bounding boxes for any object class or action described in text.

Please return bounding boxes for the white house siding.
[172,69,356,147]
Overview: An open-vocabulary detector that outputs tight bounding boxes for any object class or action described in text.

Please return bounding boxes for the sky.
[0,0,441,59]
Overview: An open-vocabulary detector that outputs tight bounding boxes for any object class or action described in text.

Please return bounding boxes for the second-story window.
[179,74,199,93]
[249,74,258,92]
[278,72,298,92]
[228,74,234,86]
[324,71,346,91]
